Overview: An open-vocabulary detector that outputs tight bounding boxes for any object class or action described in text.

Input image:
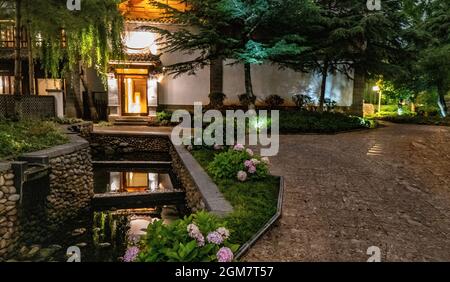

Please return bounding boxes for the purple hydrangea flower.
[248,165,257,174]
[217,247,234,262]
[207,231,224,245]
[244,160,253,168]
[123,246,140,262]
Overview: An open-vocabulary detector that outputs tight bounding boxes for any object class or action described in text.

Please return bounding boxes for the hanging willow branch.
[23,0,124,81]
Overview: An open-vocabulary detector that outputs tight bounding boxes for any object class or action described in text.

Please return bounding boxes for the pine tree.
[147,0,313,109]
[271,0,409,113]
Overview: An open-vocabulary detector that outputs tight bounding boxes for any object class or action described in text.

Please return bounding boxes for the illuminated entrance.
[118,70,149,116]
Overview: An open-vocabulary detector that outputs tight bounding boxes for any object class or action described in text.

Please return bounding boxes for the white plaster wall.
[222,61,353,107]
[158,50,210,106]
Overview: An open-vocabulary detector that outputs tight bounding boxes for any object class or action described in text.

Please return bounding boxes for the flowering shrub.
[208,145,269,182]
[136,211,239,262]
[123,246,140,262]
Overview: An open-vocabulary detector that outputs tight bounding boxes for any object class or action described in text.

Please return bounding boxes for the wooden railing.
[0,25,27,49]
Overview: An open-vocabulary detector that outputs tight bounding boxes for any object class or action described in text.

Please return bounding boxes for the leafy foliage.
[278,111,372,133]
[207,148,269,181]
[0,119,68,160]
[192,150,279,244]
[208,92,227,108]
[264,95,285,108]
[137,211,239,262]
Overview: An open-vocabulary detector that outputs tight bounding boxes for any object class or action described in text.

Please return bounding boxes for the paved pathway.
[244,123,450,262]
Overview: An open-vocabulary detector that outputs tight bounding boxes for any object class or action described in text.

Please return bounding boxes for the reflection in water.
[102,171,174,193]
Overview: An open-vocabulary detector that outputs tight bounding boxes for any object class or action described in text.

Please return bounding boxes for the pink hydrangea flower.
[123,246,140,262]
[233,144,245,151]
[217,247,234,262]
[244,160,253,168]
[207,231,224,245]
[248,165,257,174]
[246,148,254,156]
[216,227,230,240]
[237,171,247,182]
[213,144,223,150]
[187,223,205,246]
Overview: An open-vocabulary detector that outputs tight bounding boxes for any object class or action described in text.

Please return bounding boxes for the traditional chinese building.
[106,0,363,124]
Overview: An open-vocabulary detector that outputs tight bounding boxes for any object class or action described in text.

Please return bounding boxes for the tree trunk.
[64,62,83,118]
[27,24,34,95]
[318,60,329,112]
[210,57,223,94]
[13,0,21,95]
[80,66,99,122]
[437,86,448,117]
[244,62,255,110]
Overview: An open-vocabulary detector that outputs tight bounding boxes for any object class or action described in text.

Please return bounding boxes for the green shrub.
[192,149,280,245]
[47,117,84,125]
[238,94,257,107]
[264,95,285,108]
[292,94,312,110]
[137,211,239,262]
[207,147,269,181]
[208,92,226,108]
[156,111,173,125]
[0,120,68,160]
[279,111,371,133]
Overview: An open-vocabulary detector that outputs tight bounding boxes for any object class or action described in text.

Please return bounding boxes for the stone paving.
[244,123,450,262]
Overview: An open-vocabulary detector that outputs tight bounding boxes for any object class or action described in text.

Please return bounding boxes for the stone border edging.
[0,162,11,172]
[173,145,233,217]
[234,176,284,260]
[19,134,89,163]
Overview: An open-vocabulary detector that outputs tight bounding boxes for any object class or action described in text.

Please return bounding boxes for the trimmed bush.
[208,92,226,108]
[279,111,372,133]
[264,95,285,108]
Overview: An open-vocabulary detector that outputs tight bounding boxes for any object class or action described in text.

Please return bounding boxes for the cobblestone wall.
[0,166,19,258]
[19,138,93,245]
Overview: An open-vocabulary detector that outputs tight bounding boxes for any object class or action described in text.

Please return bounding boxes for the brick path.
[244,123,450,262]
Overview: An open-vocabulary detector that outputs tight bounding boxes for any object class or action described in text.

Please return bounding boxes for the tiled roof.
[110,52,161,66]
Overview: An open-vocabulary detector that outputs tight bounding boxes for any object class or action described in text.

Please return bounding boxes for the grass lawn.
[191,149,280,245]
[0,119,69,160]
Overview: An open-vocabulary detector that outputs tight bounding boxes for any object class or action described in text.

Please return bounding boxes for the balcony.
[0,24,28,49]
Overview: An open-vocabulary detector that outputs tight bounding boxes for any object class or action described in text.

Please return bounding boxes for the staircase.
[113,116,150,126]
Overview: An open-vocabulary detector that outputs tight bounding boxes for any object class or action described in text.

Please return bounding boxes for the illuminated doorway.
[120,74,148,116]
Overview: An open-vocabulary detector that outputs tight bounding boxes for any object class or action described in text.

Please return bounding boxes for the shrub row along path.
[244,122,450,262]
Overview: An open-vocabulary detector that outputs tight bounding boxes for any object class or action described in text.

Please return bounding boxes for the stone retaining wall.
[0,164,19,258]
[19,135,93,245]
[89,132,171,156]
[89,132,232,216]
